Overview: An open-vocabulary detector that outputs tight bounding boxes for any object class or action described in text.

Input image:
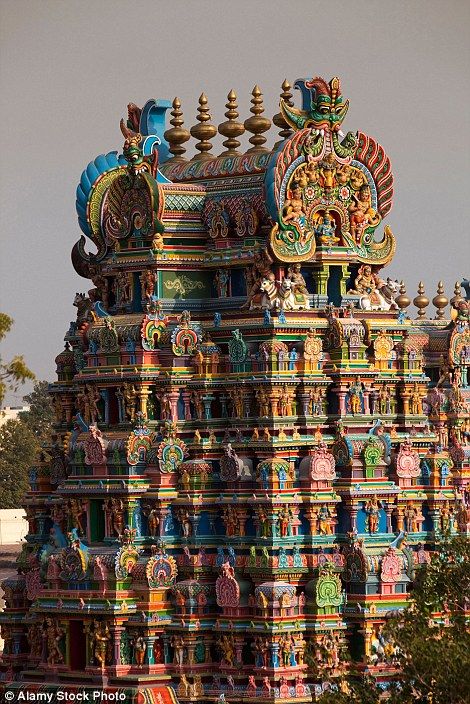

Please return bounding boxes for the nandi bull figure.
[251,277,310,311]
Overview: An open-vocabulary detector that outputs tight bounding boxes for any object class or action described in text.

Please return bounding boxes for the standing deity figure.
[403,503,418,532]
[348,379,362,414]
[87,385,102,424]
[379,384,389,415]
[411,387,422,415]
[318,152,337,190]
[85,620,110,668]
[122,383,138,422]
[278,508,291,538]
[105,498,125,538]
[115,270,132,304]
[43,618,64,666]
[133,632,147,667]
[440,501,451,532]
[178,509,192,538]
[348,184,380,242]
[67,498,86,535]
[140,269,157,299]
[172,635,185,666]
[192,391,204,420]
[27,624,43,659]
[366,496,382,533]
[145,504,160,537]
[215,269,230,298]
[318,504,332,535]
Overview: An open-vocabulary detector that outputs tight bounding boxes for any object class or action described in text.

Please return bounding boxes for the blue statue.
[214,312,222,327]
[288,347,298,370]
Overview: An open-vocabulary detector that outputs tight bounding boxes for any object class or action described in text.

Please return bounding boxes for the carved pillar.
[363,390,370,415]
[100,389,110,425]
[237,508,248,537]
[242,390,252,419]
[146,635,156,665]
[202,394,214,420]
[384,503,393,533]
[305,507,319,536]
[62,396,74,424]
[182,391,192,421]
[338,391,347,416]
[162,634,171,665]
[401,387,411,416]
[298,392,310,417]
[220,394,229,419]
[349,505,358,532]
[168,390,180,423]
[138,386,151,419]
[395,505,404,533]
[361,624,374,663]
[112,625,124,666]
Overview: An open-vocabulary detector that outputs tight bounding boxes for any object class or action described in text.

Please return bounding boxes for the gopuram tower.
[1,76,469,703]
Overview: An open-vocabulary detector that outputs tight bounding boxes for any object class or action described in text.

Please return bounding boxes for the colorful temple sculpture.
[1,75,469,703]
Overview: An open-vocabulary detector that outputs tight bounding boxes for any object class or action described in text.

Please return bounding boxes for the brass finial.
[395,281,411,312]
[164,97,190,163]
[244,85,272,153]
[432,281,448,319]
[413,281,429,319]
[273,79,294,148]
[450,281,463,309]
[218,90,245,157]
[190,93,217,160]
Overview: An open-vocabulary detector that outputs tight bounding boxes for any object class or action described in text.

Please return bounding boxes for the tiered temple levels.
[1,75,469,704]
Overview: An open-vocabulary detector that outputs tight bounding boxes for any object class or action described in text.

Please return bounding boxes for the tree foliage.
[0,312,35,406]
[0,418,38,508]
[19,380,54,443]
[318,536,470,704]
[385,535,470,704]
[0,381,54,508]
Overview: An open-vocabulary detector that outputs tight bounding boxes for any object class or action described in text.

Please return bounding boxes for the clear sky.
[0,0,469,403]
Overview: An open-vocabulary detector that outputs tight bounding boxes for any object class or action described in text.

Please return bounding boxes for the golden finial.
[273,79,294,148]
[413,281,429,319]
[450,281,463,309]
[190,93,217,161]
[432,281,448,319]
[244,85,272,153]
[395,281,411,312]
[218,89,245,157]
[164,97,190,163]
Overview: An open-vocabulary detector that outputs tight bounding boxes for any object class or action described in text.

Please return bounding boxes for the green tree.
[19,380,55,443]
[0,418,38,508]
[0,312,35,406]
[385,535,470,704]
[318,536,470,704]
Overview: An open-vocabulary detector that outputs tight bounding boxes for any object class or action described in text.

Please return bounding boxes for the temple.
[1,75,469,703]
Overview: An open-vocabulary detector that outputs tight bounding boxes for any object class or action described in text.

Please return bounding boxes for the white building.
[0,405,30,426]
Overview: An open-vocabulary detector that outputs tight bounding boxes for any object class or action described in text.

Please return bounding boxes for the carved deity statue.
[140,269,157,299]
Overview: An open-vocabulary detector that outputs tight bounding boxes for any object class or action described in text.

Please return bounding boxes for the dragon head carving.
[280,76,349,133]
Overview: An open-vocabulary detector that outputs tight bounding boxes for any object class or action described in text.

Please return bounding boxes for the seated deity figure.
[314,211,340,245]
[348,264,381,296]
[282,184,313,246]
[287,263,309,295]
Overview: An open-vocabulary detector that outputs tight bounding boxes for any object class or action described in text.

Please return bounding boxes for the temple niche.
[0,74,469,704]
